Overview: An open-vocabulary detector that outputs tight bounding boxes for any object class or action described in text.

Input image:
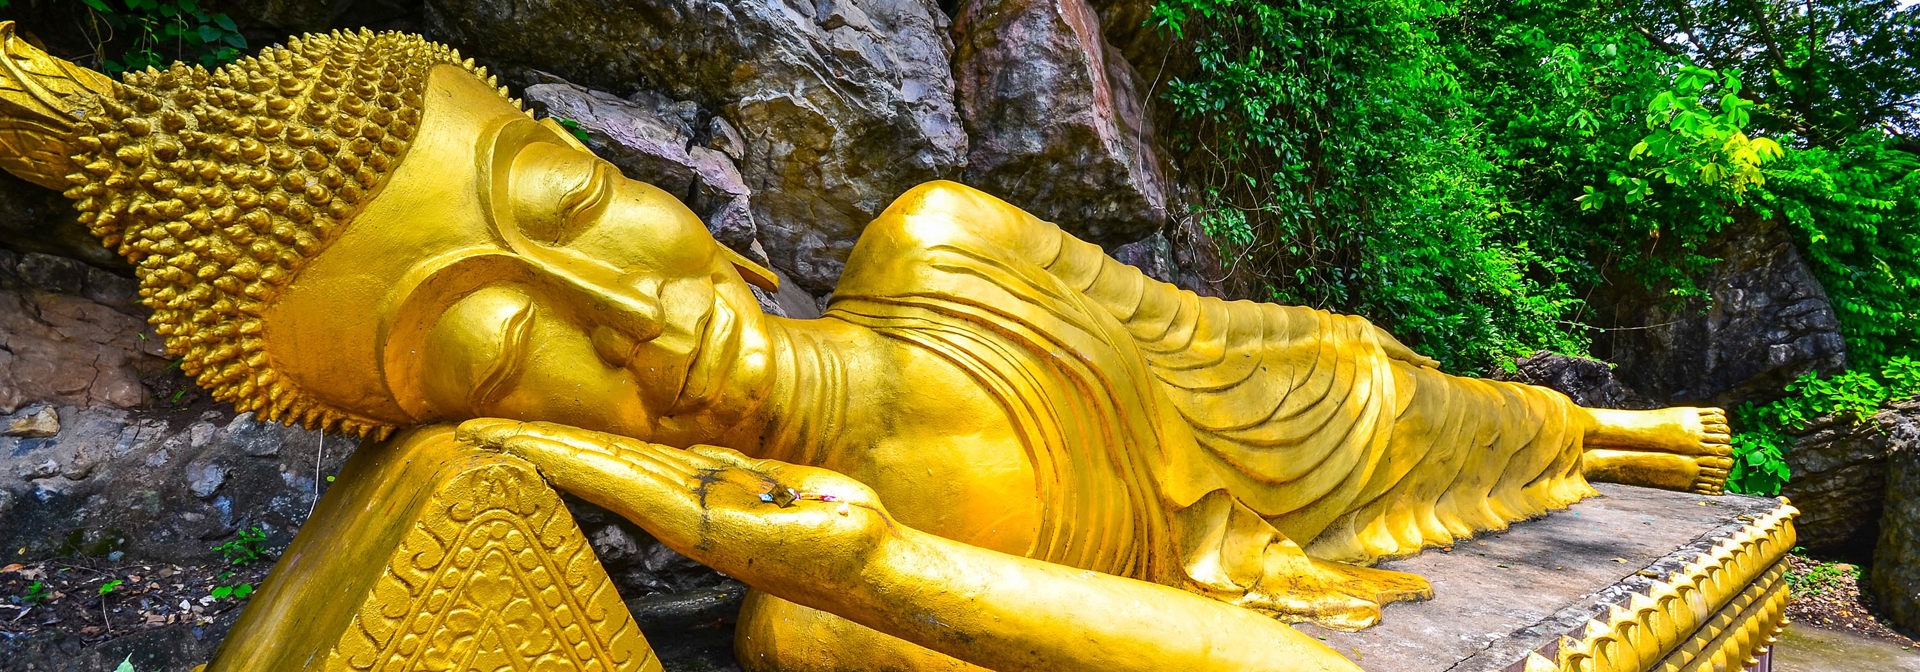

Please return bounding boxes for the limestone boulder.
[951,0,1170,245]
[0,249,165,414]
[0,404,346,563]
[0,171,121,271]
[425,0,969,294]
[1871,403,1920,635]
[1600,217,1847,407]
[1783,401,1920,552]
[1493,352,1658,410]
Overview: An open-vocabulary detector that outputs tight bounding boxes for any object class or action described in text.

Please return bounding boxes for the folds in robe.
[825,183,1598,603]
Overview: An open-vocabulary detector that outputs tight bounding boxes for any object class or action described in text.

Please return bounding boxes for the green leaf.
[1648,91,1676,113]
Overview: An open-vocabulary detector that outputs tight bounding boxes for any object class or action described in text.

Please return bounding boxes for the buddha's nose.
[537,261,666,345]
[582,275,666,344]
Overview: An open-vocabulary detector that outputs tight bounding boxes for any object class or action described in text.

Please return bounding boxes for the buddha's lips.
[683,297,741,408]
[670,294,737,413]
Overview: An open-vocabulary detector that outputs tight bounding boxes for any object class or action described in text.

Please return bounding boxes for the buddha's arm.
[456,419,1361,672]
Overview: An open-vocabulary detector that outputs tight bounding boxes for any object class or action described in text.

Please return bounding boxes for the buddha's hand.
[456,418,896,593]
[1371,323,1440,369]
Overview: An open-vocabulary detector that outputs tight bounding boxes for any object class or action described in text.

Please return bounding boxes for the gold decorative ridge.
[1521,499,1798,672]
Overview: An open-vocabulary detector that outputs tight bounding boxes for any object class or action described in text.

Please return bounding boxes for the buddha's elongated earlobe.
[718,243,780,291]
[539,117,591,152]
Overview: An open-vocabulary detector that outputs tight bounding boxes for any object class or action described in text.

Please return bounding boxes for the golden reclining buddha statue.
[0,25,1738,672]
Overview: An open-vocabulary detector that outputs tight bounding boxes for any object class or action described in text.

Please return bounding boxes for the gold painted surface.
[0,22,120,190]
[1520,501,1797,672]
[206,426,659,671]
[0,23,1757,671]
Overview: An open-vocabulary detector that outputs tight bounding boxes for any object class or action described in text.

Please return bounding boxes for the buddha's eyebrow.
[548,160,613,245]
[469,298,534,410]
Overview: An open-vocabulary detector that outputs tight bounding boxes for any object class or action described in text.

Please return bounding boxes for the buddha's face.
[266,65,775,443]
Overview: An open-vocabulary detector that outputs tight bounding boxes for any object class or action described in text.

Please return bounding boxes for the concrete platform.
[1297,483,1792,672]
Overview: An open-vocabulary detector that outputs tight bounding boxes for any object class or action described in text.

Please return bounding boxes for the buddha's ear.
[539,117,593,152]
[717,244,779,291]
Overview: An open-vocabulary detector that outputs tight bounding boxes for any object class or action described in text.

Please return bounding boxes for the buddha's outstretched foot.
[1583,407,1733,494]
[1219,557,1433,632]
[1584,449,1732,494]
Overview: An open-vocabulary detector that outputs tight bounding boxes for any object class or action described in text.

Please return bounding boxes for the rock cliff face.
[0,250,165,414]
[0,249,337,564]
[952,0,1170,245]
[425,0,973,294]
[1600,216,1848,407]
[1872,406,1920,635]
[414,0,1204,296]
[1784,401,1920,553]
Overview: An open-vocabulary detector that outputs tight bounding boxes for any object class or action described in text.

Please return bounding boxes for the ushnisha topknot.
[1,25,525,438]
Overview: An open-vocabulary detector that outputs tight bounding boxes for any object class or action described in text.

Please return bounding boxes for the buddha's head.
[0,23,781,442]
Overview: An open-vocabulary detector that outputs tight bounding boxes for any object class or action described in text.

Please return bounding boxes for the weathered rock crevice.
[1597,215,1848,408]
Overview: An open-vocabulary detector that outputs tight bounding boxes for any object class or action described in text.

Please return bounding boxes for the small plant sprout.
[554,117,592,144]
[210,577,254,600]
[213,526,270,566]
[20,579,48,604]
[98,577,124,629]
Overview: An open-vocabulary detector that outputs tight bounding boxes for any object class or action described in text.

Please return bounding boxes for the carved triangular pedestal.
[201,426,660,671]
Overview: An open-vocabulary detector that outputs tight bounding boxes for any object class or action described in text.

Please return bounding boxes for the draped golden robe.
[822,184,1598,613]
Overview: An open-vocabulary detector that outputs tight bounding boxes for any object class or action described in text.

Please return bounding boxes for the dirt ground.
[1782,552,1918,647]
[0,556,270,646]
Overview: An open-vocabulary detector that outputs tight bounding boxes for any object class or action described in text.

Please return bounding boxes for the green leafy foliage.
[96,578,123,596]
[1785,552,1861,597]
[213,526,269,566]
[209,526,271,601]
[1149,1,1919,499]
[1728,357,1920,495]
[1151,0,1589,373]
[1150,0,1917,376]
[75,0,246,73]
[210,580,253,600]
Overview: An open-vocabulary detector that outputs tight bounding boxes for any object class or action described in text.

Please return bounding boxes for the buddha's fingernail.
[455,418,521,447]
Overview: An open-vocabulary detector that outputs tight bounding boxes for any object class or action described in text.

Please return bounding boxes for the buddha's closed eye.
[420,285,535,415]
[508,141,613,247]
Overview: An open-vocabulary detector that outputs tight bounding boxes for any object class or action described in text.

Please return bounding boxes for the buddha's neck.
[707,313,872,467]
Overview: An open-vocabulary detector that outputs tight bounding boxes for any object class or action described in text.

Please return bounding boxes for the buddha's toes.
[1686,407,1734,456]
[1637,406,1733,456]
[1691,453,1733,495]
[1583,448,1734,495]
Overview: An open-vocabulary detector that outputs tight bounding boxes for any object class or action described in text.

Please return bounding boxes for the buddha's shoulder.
[855,181,1062,257]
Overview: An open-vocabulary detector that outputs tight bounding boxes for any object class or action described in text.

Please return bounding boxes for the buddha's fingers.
[458,418,701,478]
[457,419,709,525]
[1371,324,1440,368]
